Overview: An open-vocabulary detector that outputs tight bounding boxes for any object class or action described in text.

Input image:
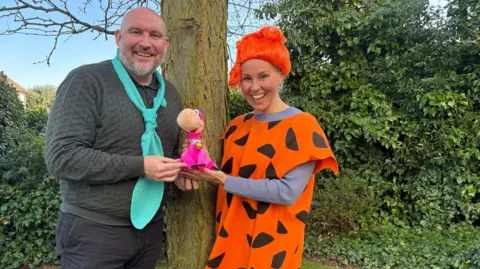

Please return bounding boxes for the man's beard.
[119,51,161,77]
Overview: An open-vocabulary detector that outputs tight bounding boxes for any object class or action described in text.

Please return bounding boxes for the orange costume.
[205,26,338,269]
[205,111,338,269]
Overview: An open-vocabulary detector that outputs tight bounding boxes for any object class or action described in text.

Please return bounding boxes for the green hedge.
[260,0,480,230]
[305,225,480,268]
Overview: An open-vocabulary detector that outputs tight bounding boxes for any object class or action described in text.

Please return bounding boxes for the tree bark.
[161,0,228,268]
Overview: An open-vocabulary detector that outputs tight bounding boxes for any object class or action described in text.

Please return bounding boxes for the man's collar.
[129,72,160,91]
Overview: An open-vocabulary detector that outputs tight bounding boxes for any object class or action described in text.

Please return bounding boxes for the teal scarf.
[112,49,167,229]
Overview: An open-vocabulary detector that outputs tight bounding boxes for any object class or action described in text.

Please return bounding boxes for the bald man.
[45,7,197,268]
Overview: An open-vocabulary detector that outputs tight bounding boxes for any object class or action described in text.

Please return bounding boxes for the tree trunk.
[161,0,228,268]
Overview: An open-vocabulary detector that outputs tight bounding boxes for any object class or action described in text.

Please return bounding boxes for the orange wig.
[228,26,291,86]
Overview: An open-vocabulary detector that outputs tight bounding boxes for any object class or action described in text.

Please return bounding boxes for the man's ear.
[115,29,122,46]
[164,37,170,54]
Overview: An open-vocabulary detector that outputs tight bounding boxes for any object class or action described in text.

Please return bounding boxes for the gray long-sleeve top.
[45,60,182,226]
[223,107,316,206]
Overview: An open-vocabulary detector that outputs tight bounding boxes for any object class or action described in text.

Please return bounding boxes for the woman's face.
[240,59,284,114]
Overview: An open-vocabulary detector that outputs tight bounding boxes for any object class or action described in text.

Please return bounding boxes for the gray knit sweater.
[45,60,182,226]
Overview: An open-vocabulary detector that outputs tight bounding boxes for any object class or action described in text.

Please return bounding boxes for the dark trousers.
[56,212,164,269]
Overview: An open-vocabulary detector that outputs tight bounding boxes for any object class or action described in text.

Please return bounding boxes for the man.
[45,7,198,269]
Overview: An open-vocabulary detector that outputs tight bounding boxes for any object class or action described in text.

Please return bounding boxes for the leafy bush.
[228,88,251,118]
[309,171,377,234]
[0,72,26,151]
[26,107,49,135]
[0,176,59,269]
[261,0,480,229]
[0,132,59,268]
[25,84,56,111]
[305,225,480,268]
[0,89,58,268]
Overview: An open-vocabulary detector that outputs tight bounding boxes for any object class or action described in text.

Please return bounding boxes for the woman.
[181,26,338,269]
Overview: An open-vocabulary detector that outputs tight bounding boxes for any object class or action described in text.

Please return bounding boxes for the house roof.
[6,76,29,93]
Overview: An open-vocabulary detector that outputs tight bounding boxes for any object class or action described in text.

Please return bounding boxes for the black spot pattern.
[268,120,281,130]
[226,193,233,208]
[234,133,249,146]
[206,252,225,268]
[252,232,274,248]
[294,244,299,254]
[296,210,308,224]
[271,250,287,268]
[244,113,254,121]
[219,226,228,238]
[246,234,253,246]
[277,221,288,234]
[221,157,233,174]
[285,128,299,151]
[238,164,257,178]
[224,125,237,139]
[266,162,278,179]
[242,201,257,219]
[313,131,328,148]
[257,144,276,158]
[257,202,270,214]
[216,211,222,223]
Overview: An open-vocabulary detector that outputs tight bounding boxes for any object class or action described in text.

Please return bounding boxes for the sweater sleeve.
[223,160,316,206]
[44,68,145,184]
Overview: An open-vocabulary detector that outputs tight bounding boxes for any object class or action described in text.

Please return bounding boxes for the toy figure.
[176,108,218,171]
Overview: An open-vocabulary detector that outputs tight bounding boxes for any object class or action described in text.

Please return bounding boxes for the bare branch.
[35,25,63,66]
[0,0,160,65]
[0,0,280,65]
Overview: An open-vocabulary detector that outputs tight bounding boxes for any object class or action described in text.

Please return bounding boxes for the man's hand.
[144,156,187,182]
[174,175,200,191]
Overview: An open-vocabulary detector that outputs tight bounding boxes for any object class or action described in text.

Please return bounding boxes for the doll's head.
[176,108,204,134]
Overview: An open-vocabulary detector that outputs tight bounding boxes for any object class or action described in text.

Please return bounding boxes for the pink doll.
[176,108,218,171]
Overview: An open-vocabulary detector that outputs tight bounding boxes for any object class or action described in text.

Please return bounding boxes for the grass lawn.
[156,259,336,269]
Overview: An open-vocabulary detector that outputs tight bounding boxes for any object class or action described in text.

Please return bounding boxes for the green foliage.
[261,0,480,230]
[309,171,377,234]
[305,225,480,268]
[228,89,251,119]
[0,88,57,267]
[0,72,26,152]
[26,107,49,135]
[0,176,59,269]
[0,131,59,268]
[26,85,56,111]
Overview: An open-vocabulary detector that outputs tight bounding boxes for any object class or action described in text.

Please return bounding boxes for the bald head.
[120,7,166,35]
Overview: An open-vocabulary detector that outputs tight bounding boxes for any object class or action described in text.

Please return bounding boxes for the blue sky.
[0,0,447,89]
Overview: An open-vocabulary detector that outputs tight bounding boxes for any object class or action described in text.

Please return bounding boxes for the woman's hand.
[180,168,227,185]
[174,174,200,191]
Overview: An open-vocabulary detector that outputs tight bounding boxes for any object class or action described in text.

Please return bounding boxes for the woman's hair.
[229,26,291,86]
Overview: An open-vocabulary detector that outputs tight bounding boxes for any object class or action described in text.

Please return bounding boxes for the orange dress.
[206,111,338,269]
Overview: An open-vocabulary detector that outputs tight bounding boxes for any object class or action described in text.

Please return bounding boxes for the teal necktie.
[112,49,167,229]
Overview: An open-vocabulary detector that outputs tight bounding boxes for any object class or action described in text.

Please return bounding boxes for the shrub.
[0,72,26,151]
[308,171,378,234]
[261,0,480,229]
[228,89,251,119]
[0,133,59,268]
[305,225,480,268]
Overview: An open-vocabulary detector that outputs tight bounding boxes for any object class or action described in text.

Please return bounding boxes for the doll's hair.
[228,26,291,86]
